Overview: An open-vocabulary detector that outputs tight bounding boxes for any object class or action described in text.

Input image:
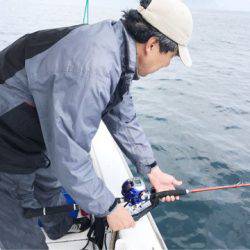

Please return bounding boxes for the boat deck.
[46,122,167,250]
[45,229,94,250]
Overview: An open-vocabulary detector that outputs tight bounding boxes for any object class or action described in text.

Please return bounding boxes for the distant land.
[186,0,250,12]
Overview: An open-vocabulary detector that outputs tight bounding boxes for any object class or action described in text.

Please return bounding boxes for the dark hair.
[121,0,178,53]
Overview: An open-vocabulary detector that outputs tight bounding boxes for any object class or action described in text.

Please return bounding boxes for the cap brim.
[178,45,192,67]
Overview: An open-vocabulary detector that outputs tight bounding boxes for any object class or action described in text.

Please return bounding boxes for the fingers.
[161,178,182,202]
[172,178,182,186]
[107,205,135,231]
[126,219,135,229]
[111,218,135,231]
[110,220,135,231]
[161,195,180,202]
[127,217,136,228]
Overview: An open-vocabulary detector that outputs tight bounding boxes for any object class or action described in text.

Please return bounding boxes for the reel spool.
[121,177,147,205]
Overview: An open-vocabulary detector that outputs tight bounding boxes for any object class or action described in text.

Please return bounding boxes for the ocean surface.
[1,1,250,249]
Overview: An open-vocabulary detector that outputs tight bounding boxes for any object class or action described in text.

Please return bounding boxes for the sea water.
[134,10,250,249]
[1,1,249,249]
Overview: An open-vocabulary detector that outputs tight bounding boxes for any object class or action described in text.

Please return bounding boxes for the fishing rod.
[23,178,250,220]
[152,182,250,198]
[119,178,250,221]
[22,178,250,250]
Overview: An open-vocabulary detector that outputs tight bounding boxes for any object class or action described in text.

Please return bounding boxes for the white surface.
[45,229,93,250]
[47,121,166,249]
[91,122,167,250]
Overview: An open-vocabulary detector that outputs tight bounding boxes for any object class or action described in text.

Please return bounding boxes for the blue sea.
[1,1,250,249]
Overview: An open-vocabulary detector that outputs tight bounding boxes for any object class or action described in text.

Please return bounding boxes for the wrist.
[147,165,161,177]
[138,161,157,175]
[108,198,119,214]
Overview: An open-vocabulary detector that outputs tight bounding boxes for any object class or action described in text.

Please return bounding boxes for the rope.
[83,0,89,24]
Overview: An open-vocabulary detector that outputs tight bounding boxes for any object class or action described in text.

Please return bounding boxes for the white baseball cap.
[137,0,193,67]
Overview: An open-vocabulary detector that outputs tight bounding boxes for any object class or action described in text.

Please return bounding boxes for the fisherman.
[0,0,193,248]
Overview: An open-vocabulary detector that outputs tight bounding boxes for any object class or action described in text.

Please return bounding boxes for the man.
[0,0,193,248]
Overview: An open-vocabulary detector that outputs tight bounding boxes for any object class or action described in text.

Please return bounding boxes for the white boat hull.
[46,121,167,250]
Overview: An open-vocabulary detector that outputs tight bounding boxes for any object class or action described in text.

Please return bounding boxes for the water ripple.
[224,125,241,130]
[151,144,167,152]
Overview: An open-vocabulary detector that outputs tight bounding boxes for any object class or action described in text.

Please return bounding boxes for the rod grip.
[152,189,188,200]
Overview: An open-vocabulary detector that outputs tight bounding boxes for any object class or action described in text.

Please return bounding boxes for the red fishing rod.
[151,182,250,200]
[189,182,250,194]
[128,181,250,221]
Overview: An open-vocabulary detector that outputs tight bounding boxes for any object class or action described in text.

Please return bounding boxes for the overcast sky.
[92,0,250,15]
[186,0,250,12]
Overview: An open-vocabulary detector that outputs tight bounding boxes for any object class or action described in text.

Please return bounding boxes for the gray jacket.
[0,20,156,216]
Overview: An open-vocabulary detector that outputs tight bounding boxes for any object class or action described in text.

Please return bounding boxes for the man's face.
[136,37,178,77]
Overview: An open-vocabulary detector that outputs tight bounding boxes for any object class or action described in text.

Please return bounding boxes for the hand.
[107,204,135,231]
[147,166,182,202]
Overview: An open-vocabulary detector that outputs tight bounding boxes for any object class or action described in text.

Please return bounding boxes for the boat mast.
[83,0,90,24]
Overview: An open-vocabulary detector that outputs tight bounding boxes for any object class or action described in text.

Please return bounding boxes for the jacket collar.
[113,20,139,81]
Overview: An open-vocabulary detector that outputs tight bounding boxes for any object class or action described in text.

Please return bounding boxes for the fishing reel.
[120,177,189,220]
[121,177,156,220]
[121,177,148,205]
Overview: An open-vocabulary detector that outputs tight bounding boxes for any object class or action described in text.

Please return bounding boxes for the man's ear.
[145,37,159,54]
